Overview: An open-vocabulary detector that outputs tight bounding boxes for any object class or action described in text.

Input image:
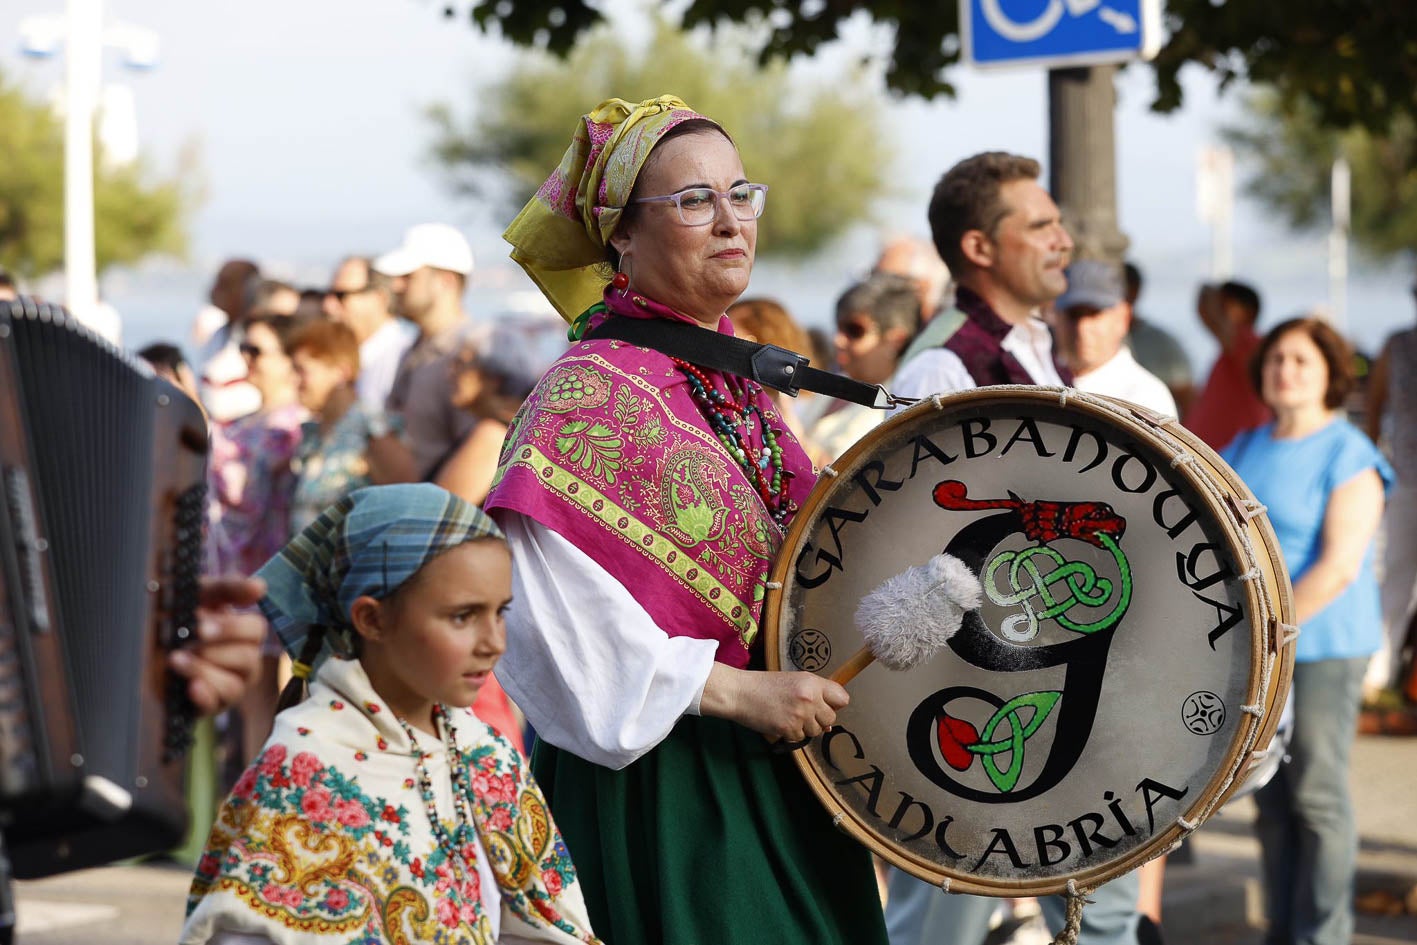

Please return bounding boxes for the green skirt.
[532,715,888,945]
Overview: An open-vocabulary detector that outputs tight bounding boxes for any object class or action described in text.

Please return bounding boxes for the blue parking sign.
[963,0,1162,69]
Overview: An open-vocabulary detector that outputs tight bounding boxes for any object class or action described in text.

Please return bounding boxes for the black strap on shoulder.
[583,316,893,410]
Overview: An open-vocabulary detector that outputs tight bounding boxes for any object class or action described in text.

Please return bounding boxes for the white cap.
[373,223,474,277]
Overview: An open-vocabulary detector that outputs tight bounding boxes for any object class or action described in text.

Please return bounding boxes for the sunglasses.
[837,320,877,341]
[327,284,373,301]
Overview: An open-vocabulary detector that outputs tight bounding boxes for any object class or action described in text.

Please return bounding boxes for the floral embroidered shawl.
[484,290,817,669]
[181,658,599,945]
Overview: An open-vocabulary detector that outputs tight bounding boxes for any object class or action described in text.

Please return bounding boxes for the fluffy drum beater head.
[853,553,983,671]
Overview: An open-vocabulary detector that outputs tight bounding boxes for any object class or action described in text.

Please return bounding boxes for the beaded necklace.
[672,357,797,526]
[394,705,485,919]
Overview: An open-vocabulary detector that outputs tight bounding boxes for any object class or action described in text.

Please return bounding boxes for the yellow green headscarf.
[503,94,715,325]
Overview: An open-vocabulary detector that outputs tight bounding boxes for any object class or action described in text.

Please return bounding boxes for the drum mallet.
[832,553,983,686]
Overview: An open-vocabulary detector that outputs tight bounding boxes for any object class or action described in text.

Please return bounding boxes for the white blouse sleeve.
[497,512,720,770]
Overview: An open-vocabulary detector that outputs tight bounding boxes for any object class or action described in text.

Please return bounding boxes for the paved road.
[9,733,1416,943]
[1159,732,1417,945]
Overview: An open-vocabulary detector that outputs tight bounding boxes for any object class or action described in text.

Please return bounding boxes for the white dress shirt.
[889,314,1063,413]
[1073,346,1178,418]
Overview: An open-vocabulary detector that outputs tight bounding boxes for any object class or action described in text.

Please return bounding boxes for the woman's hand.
[699,663,849,742]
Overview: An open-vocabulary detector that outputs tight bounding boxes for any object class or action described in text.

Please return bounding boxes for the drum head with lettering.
[765,388,1293,895]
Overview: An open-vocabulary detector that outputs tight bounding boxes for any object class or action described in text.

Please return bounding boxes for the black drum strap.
[584,316,896,410]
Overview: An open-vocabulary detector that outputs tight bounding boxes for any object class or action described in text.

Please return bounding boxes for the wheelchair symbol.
[982,0,1138,43]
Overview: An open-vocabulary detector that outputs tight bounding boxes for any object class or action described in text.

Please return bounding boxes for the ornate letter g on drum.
[764,389,1295,897]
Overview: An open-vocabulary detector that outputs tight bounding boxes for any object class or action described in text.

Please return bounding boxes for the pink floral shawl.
[485,290,816,668]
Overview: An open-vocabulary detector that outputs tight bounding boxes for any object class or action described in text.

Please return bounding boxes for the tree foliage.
[1225,91,1417,264]
[0,68,193,280]
[444,1,1417,132]
[427,18,894,259]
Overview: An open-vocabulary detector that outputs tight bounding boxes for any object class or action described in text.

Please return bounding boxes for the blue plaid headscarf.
[257,484,504,669]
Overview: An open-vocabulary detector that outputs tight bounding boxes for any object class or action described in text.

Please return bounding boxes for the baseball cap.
[373,223,474,277]
[1057,260,1125,313]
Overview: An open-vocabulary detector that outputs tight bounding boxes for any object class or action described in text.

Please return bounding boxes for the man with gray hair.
[874,235,951,323]
[807,272,922,459]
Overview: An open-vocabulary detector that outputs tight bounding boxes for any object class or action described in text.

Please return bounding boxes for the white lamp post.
[18,4,158,323]
[1196,145,1235,282]
[63,0,103,320]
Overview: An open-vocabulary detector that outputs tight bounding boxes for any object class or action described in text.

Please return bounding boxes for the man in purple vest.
[885,153,1151,945]
[892,151,1074,399]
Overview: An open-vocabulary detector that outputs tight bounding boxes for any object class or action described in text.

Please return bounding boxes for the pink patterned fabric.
[485,289,816,669]
[209,403,307,576]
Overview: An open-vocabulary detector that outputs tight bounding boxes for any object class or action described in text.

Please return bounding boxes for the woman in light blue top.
[1222,316,1394,945]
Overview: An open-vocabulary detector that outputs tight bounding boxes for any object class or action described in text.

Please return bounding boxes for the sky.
[6,0,1414,369]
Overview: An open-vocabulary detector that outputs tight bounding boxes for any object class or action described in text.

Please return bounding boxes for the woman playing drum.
[484,96,888,943]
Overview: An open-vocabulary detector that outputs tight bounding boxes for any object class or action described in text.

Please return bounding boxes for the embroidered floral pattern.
[183,661,597,945]
[541,365,613,413]
[555,421,626,483]
[488,312,816,666]
[659,447,730,546]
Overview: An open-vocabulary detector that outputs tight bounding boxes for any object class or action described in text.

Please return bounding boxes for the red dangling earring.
[613,255,632,295]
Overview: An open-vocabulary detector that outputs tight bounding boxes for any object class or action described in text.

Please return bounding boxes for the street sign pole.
[962,0,1162,268]
[1048,65,1129,265]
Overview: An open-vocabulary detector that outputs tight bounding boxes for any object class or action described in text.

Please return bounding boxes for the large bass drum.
[764,387,1294,896]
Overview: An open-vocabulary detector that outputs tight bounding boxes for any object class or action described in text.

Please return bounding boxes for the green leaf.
[444,3,1417,138]
[426,16,894,260]
[1224,88,1417,263]
[613,385,642,426]
[555,419,625,483]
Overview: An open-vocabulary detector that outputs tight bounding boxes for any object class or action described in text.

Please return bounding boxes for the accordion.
[0,298,207,878]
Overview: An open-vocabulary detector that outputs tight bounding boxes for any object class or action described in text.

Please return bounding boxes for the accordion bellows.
[0,298,208,877]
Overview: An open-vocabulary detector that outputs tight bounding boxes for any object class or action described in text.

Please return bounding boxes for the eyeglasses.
[238,343,264,360]
[629,183,768,226]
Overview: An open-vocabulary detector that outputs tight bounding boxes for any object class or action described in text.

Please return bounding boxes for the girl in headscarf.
[487,96,888,943]
[180,483,600,945]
